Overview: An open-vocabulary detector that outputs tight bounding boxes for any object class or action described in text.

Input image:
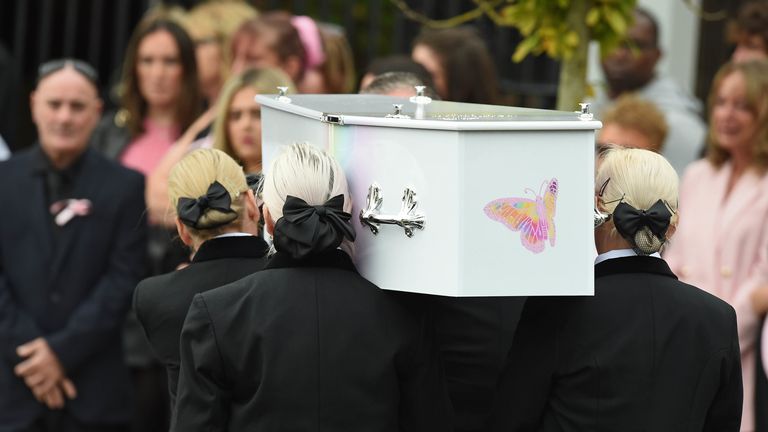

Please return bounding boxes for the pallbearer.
[134,148,269,412]
[490,148,743,432]
[173,143,451,431]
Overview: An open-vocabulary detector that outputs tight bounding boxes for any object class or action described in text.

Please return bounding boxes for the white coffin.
[257,94,600,297]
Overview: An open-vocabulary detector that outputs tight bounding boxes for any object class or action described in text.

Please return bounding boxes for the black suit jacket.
[490,256,742,432]
[173,250,452,432]
[388,290,525,432]
[0,147,147,428]
[133,235,269,409]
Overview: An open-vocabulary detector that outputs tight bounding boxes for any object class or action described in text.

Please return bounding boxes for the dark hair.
[728,1,768,51]
[365,55,434,87]
[360,71,440,99]
[118,18,202,138]
[413,26,498,104]
[634,7,660,48]
[233,12,307,81]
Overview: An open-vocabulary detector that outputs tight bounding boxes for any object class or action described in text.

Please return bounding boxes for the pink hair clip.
[291,15,326,70]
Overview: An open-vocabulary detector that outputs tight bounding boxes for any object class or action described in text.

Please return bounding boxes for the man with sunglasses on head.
[0,59,147,431]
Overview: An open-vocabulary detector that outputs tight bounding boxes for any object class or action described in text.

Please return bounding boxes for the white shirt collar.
[214,232,253,239]
[594,248,661,265]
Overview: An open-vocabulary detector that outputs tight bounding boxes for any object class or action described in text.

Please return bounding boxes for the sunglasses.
[37,58,99,86]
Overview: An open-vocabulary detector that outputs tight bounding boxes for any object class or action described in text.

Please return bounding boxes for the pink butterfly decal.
[484,178,558,254]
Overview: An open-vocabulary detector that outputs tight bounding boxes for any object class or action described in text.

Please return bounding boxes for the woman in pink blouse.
[664,60,768,432]
[93,15,202,225]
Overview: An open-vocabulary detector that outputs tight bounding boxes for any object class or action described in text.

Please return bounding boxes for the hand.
[38,379,77,409]
[15,338,76,406]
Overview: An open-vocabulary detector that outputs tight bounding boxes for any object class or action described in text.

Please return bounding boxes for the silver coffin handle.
[359,183,425,238]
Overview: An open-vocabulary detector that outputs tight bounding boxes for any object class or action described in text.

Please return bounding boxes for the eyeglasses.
[37,58,99,86]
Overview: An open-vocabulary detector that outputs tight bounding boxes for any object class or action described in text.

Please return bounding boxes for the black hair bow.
[273,194,356,259]
[612,200,672,239]
[177,181,234,228]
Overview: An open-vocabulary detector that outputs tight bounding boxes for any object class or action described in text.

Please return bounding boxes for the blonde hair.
[595,148,679,254]
[184,1,259,85]
[706,60,768,172]
[601,94,669,153]
[168,149,248,241]
[212,67,295,165]
[262,143,354,255]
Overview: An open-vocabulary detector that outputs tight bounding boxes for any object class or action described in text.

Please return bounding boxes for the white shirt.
[214,232,254,239]
[594,248,661,265]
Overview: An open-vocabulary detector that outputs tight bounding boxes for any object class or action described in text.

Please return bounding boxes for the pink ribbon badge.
[49,199,92,226]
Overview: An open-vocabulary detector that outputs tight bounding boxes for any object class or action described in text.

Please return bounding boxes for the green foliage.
[495,0,636,62]
[388,0,637,109]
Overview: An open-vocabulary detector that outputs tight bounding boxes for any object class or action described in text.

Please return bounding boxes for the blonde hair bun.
[169,149,248,240]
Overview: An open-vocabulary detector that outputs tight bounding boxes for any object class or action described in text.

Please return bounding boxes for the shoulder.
[0,147,35,177]
[672,279,736,319]
[134,272,175,309]
[86,149,144,187]
[642,76,703,114]
[681,159,717,184]
[196,272,258,302]
[629,273,738,329]
[0,148,49,191]
[198,265,388,311]
[92,111,128,139]
[91,111,131,157]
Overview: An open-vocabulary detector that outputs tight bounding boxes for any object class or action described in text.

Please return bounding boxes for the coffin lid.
[256,94,602,131]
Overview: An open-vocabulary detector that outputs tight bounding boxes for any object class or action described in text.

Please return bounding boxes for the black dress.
[173,249,452,432]
[490,256,743,432]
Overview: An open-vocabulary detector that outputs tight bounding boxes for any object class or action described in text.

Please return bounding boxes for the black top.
[133,235,270,409]
[173,249,452,432]
[490,256,743,432]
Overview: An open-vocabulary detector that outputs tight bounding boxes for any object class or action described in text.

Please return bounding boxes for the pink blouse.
[665,160,768,432]
[120,118,180,176]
